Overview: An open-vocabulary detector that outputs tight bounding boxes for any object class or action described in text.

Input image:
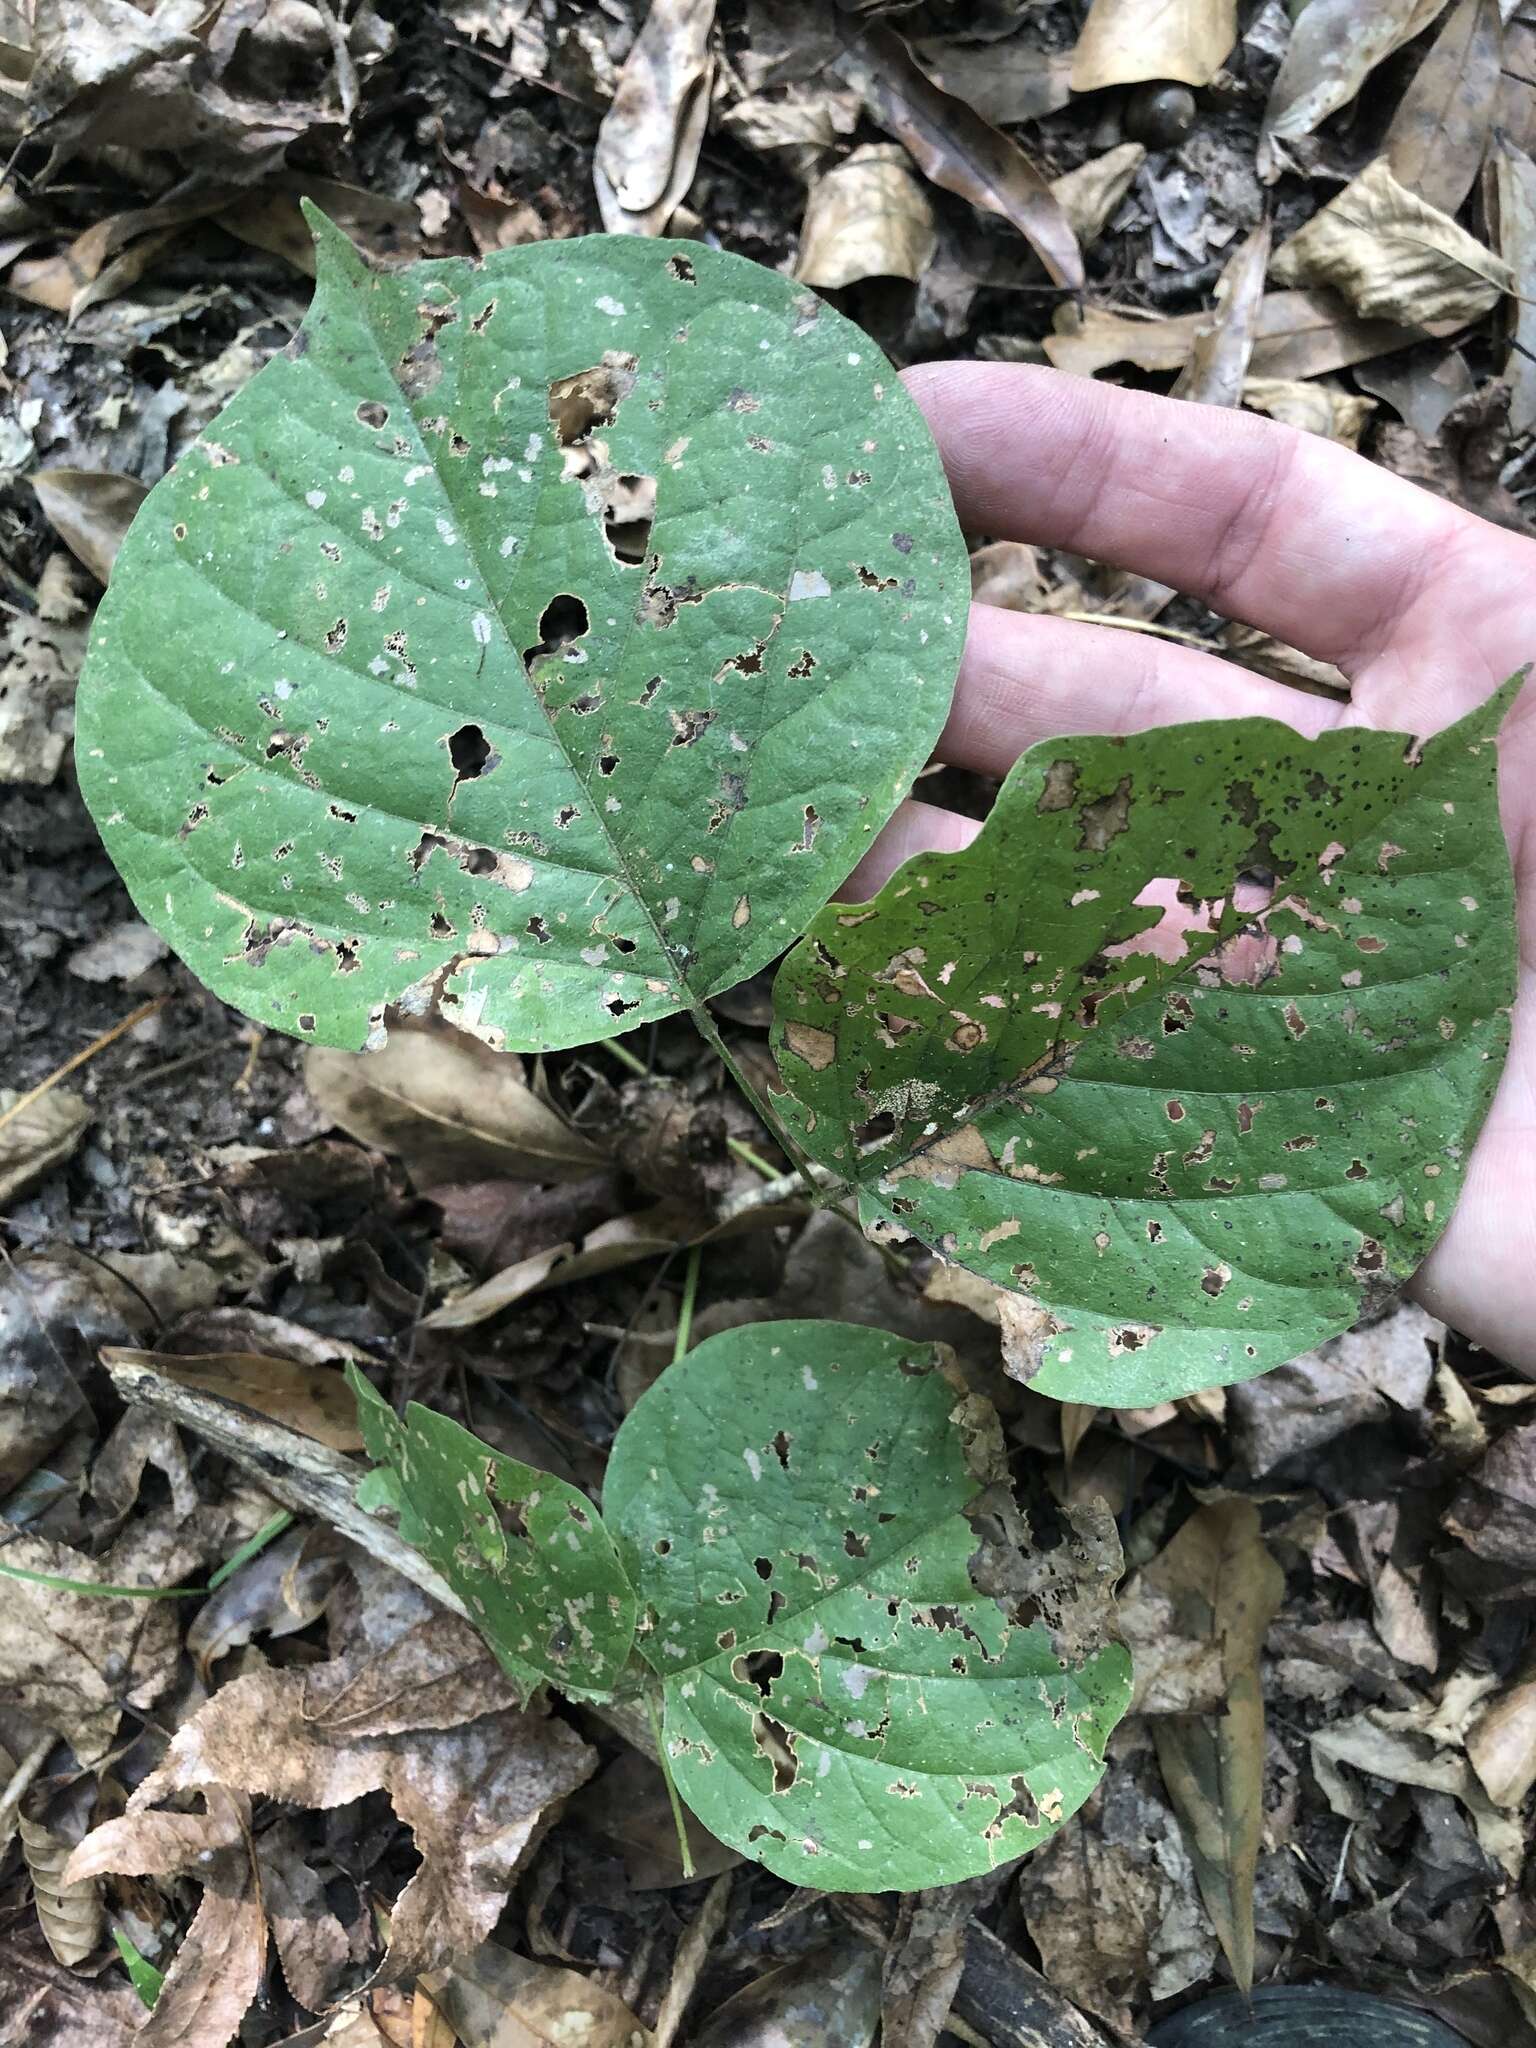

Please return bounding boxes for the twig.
[0,997,167,1137]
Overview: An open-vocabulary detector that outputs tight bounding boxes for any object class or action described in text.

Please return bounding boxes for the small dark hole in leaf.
[356,400,389,428]
[527,915,552,945]
[753,1710,798,1792]
[654,1538,671,1556]
[604,474,655,564]
[568,1502,591,1529]
[717,1628,736,1649]
[430,911,455,939]
[462,846,497,876]
[754,1556,774,1580]
[612,936,637,954]
[667,253,697,284]
[449,433,470,458]
[854,1111,896,1147]
[547,355,637,445]
[606,996,639,1017]
[767,1588,786,1622]
[844,1530,868,1559]
[771,1430,791,1470]
[325,618,347,653]
[876,1512,896,1524]
[1115,1327,1145,1351]
[448,724,497,780]
[598,754,619,777]
[524,593,590,670]
[297,1013,315,1031]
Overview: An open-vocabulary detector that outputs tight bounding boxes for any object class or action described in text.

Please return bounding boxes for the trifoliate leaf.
[75,211,966,1053]
[771,690,1518,1405]
[349,1366,636,1698]
[603,1320,1132,1891]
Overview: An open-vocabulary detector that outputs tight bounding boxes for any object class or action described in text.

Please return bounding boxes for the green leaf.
[603,1320,1132,1891]
[113,1926,164,2009]
[75,212,966,1053]
[771,690,1519,1405]
[348,1365,636,1698]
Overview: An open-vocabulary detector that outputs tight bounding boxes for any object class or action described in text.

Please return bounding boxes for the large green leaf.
[349,1366,636,1698]
[771,692,1518,1405]
[603,1320,1131,1891]
[76,212,965,1052]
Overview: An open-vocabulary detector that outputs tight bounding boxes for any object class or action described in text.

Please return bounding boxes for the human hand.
[850,363,1536,1371]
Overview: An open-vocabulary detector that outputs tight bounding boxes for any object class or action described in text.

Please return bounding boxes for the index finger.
[902,361,1466,672]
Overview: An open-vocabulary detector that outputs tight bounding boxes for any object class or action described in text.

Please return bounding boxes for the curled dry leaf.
[28,470,149,586]
[1045,289,1422,382]
[420,1200,693,1330]
[1050,143,1146,248]
[425,1942,654,2048]
[1494,139,1536,437]
[593,0,716,236]
[1145,1501,1284,1995]
[1384,0,1502,216]
[114,1605,595,1977]
[909,34,1074,128]
[20,1808,103,1967]
[1174,223,1272,410]
[689,1936,881,2048]
[1269,155,1515,329]
[1226,1301,1442,1477]
[836,24,1083,290]
[101,1347,364,1451]
[1259,0,1452,178]
[0,1085,89,1211]
[1310,1712,1524,1873]
[306,1026,603,1186]
[186,1523,344,1679]
[1467,1664,1536,1808]
[795,142,937,290]
[1071,0,1237,91]
[1241,376,1377,448]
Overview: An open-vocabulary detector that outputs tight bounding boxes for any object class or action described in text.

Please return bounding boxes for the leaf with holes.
[349,1366,636,1698]
[603,1320,1131,1890]
[770,689,1519,1406]
[75,210,967,1052]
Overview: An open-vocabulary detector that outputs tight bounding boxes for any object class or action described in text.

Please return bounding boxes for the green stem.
[688,1002,826,1206]
[0,1558,205,1600]
[645,1688,695,1881]
[603,1036,650,1078]
[725,1134,780,1179]
[206,1508,295,1592]
[674,1243,702,1362]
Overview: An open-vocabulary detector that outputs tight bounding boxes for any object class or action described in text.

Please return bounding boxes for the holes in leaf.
[325,618,348,653]
[430,910,456,939]
[666,253,696,284]
[612,936,637,955]
[447,723,499,785]
[598,753,619,777]
[603,473,655,564]
[470,297,497,334]
[356,400,389,428]
[653,1538,672,1556]
[787,650,816,679]
[297,1013,315,1031]
[771,1430,791,1470]
[547,353,638,446]
[524,593,590,672]
[753,1710,799,1793]
[605,995,639,1018]
[527,915,552,945]
[753,1556,774,1580]
[844,1530,869,1559]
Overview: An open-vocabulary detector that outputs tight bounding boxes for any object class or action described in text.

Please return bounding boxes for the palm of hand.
[854,365,1536,1368]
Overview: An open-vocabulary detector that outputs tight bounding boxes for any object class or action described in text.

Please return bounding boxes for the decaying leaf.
[1241,376,1377,448]
[689,1936,881,2048]
[771,690,1517,1405]
[795,142,937,290]
[305,1025,602,1184]
[1145,1501,1284,1994]
[1226,1302,1442,1476]
[593,0,715,236]
[1310,1712,1524,1874]
[101,1346,364,1451]
[836,25,1083,290]
[20,1808,102,1967]
[1494,138,1536,438]
[28,470,149,585]
[604,1321,1131,1889]
[0,1086,89,1210]
[0,608,86,785]
[79,1600,595,1980]
[1467,1663,1536,1809]
[1071,0,1237,91]
[1259,0,1452,177]
[1050,143,1146,248]
[186,1523,344,1679]
[1044,289,1422,383]
[351,1367,637,1697]
[1384,0,1502,215]
[1174,223,1272,409]
[1270,155,1515,329]
[425,1943,654,2048]
[908,34,1074,128]
[75,215,966,1057]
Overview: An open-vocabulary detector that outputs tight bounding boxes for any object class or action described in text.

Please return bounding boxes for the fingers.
[939,604,1339,780]
[841,797,978,902]
[903,361,1469,671]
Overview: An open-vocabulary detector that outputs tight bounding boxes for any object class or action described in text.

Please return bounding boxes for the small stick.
[0,997,167,1137]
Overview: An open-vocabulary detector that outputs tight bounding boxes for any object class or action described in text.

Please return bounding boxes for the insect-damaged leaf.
[770,691,1518,1406]
[604,1321,1132,1891]
[349,1366,636,1698]
[75,211,966,1054]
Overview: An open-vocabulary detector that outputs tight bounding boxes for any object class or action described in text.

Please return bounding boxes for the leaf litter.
[6,0,1536,2038]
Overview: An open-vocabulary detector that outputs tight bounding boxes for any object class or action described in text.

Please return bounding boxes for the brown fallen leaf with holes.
[1071,0,1236,91]
[593,0,716,236]
[306,1022,604,1185]
[1270,155,1515,327]
[1384,0,1502,215]
[836,23,1083,290]
[1240,376,1377,447]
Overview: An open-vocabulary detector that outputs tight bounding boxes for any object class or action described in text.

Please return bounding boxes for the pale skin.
[848,363,1536,1370]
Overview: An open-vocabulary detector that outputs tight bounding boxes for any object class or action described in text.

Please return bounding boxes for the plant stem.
[674,1243,702,1362]
[645,1688,695,1882]
[724,1133,780,1179]
[206,1508,295,1592]
[602,1036,650,1078]
[687,1001,837,1210]
[0,1557,205,1600]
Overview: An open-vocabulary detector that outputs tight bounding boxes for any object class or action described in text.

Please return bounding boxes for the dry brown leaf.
[1494,139,1536,437]
[1045,288,1422,381]
[421,1203,693,1330]
[1145,1500,1284,1995]
[836,24,1083,290]
[1050,143,1146,247]
[968,540,1043,613]
[0,1945,141,2046]
[0,608,86,784]
[143,1848,267,2048]
[1226,1302,1441,1476]
[908,34,1073,128]
[568,1750,740,1890]
[1467,1665,1536,1808]
[719,87,860,160]
[689,1936,881,2048]
[794,141,937,289]
[426,1942,652,2048]
[1071,0,1236,91]
[187,1524,343,1680]
[1385,0,1502,214]
[20,1808,102,1966]
[881,1875,992,2048]
[110,1606,594,1977]
[1259,0,1452,178]
[101,1347,364,1452]
[0,1085,89,1211]
[1500,14,1536,156]
[1269,154,1514,328]
[1310,1713,1524,1873]
[593,0,716,236]
[306,1026,603,1186]
[1241,375,1377,446]
[1337,1497,1440,1671]
[259,1815,354,2014]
